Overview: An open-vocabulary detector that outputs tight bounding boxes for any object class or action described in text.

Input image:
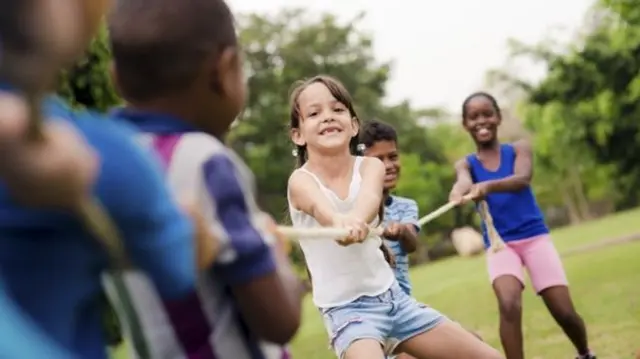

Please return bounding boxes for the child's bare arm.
[349,157,385,223]
[288,171,338,226]
[449,158,474,202]
[482,140,533,193]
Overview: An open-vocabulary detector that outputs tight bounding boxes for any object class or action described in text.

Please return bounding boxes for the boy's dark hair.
[108,0,237,103]
[289,75,361,168]
[359,120,398,148]
[461,91,501,120]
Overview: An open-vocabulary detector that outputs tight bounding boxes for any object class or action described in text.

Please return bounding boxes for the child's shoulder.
[358,155,385,174]
[177,132,227,157]
[177,132,255,183]
[509,139,532,152]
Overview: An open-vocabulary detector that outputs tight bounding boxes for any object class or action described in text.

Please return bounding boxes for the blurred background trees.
[58,0,640,264]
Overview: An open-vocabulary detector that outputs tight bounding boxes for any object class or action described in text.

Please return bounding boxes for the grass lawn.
[111,208,640,359]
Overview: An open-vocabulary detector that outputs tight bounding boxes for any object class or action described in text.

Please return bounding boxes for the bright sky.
[230,0,593,111]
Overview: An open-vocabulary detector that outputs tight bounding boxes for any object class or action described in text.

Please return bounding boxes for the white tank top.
[288,156,395,308]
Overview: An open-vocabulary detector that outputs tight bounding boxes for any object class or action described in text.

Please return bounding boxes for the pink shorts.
[486,234,568,293]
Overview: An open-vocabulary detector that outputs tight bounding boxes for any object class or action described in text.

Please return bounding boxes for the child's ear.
[211,46,246,115]
[350,117,360,137]
[290,128,305,147]
[213,47,241,93]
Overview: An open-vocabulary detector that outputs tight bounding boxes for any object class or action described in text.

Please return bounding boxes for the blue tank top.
[466,144,548,247]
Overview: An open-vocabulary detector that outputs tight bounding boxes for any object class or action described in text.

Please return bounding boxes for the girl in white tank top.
[286,76,504,359]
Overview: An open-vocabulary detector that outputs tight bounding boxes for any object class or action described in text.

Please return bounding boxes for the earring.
[356,144,366,153]
[292,148,298,157]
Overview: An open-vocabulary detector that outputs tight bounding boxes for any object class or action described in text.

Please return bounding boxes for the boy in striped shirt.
[361,120,484,354]
[360,120,420,359]
[360,120,419,296]
[107,0,303,357]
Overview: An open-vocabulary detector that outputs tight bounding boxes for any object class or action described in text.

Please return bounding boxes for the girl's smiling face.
[463,95,501,146]
[291,82,359,154]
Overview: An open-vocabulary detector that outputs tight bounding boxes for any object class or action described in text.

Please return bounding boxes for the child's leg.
[487,244,526,359]
[394,353,416,359]
[384,284,502,359]
[522,235,592,357]
[397,320,503,359]
[321,292,394,359]
[345,339,385,359]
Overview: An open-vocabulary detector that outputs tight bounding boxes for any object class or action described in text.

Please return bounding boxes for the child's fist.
[262,213,290,257]
[0,94,99,209]
[180,199,220,270]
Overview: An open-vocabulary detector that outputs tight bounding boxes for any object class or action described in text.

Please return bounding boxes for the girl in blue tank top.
[448,92,596,359]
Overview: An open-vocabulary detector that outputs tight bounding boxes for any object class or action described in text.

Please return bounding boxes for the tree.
[482,2,640,218]
[525,2,640,210]
[56,25,120,111]
[232,9,447,221]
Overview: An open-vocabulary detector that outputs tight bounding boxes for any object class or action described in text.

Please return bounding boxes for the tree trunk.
[570,166,592,220]
[561,184,582,224]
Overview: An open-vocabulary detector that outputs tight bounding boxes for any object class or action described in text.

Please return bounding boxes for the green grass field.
[111,208,640,359]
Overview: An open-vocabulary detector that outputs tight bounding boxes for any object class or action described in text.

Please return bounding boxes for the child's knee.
[497,295,522,320]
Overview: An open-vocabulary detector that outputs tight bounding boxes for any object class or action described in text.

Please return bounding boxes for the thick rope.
[278,195,506,252]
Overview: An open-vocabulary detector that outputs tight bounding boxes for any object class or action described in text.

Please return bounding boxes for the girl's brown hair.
[288,75,361,167]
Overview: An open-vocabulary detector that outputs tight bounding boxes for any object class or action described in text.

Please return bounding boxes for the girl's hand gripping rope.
[331,214,369,246]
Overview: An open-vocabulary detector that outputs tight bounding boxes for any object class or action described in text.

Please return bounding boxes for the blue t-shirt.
[0,277,76,359]
[0,96,197,359]
[466,143,548,248]
[383,195,420,295]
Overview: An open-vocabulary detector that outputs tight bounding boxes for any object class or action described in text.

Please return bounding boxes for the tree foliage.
[485,0,640,221]
[56,2,640,348]
[57,3,640,258]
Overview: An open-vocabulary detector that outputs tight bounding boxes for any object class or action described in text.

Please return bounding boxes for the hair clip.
[291,149,299,157]
[356,143,366,153]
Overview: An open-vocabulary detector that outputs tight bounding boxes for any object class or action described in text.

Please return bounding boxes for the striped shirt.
[383,195,420,295]
[109,109,289,359]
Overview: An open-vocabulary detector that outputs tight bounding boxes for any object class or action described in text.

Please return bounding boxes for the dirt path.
[561,232,640,257]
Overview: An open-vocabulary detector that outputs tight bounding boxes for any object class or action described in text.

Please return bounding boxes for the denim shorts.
[320,281,445,359]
